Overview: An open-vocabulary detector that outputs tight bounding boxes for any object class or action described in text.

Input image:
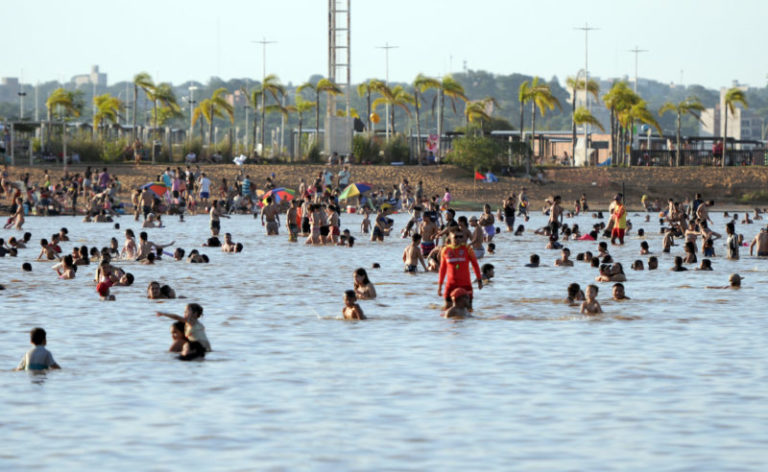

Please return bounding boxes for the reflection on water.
[1,211,767,470]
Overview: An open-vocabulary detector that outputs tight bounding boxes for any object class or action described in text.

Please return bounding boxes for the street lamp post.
[18,91,27,120]
[253,37,277,155]
[188,86,198,145]
[575,23,598,165]
[376,42,398,141]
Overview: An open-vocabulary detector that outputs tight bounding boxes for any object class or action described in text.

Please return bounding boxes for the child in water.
[580,284,603,315]
[156,303,211,352]
[443,288,472,319]
[14,327,61,371]
[343,290,366,320]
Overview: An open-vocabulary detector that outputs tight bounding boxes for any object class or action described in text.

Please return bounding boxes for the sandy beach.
[5,162,768,211]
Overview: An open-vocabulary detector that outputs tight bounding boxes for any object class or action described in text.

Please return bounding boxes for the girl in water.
[353,268,377,300]
[121,229,137,260]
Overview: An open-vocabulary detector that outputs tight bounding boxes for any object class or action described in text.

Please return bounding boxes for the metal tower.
[326,0,352,155]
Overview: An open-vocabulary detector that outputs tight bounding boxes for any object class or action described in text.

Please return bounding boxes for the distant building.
[71,65,107,88]
[700,86,764,141]
[225,89,248,108]
[0,77,20,102]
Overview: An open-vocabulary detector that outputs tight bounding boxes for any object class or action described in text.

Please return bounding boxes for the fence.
[629,149,768,167]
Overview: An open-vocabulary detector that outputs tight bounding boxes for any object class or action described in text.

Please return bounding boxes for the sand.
[5,162,768,211]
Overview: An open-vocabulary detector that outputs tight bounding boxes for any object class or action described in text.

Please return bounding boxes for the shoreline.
[4,163,768,212]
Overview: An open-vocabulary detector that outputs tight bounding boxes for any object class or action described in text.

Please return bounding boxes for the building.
[0,77,20,102]
[71,65,107,88]
[225,89,248,108]
[699,86,764,142]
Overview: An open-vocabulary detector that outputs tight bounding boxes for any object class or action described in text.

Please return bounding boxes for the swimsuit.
[474,246,485,259]
[404,264,417,272]
[420,241,435,257]
[484,225,495,237]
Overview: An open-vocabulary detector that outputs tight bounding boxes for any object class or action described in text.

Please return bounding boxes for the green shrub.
[307,143,322,163]
[352,134,381,163]
[382,135,410,163]
[445,135,504,171]
[101,138,128,162]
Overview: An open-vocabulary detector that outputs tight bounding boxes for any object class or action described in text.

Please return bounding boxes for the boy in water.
[580,284,603,315]
[481,263,495,284]
[612,283,630,300]
[342,290,366,320]
[443,287,472,319]
[403,233,428,272]
[156,303,211,352]
[14,327,61,371]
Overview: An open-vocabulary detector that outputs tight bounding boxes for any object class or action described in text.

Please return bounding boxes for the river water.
[1,210,767,471]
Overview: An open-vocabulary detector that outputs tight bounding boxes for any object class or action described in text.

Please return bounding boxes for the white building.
[699,86,763,141]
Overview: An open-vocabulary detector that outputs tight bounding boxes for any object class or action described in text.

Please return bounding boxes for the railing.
[629,149,768,167]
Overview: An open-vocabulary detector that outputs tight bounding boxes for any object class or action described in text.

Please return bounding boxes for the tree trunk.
[297,116,303,161]
[530,101,537,173]
[414,90,422,159]
[152,100,158,164]
[133,84,138,142]
[437,89,443,159]
[260,93,267,154]
[609,108,615,166]
[628,120,634,167]
[315,94,320,144]
[571,94,576,166]
[366,90,371,133]
[676,113,682,167]
[722,108,728,167]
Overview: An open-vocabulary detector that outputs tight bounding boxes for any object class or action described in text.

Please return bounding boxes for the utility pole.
[575,23,598,165]
[376,42,398,141]
[628,46,648,93]
[253,37,277,155]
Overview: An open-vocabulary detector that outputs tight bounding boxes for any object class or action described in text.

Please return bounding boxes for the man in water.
[437,229,482,310]
[260,196,281,235]
[403,233,428,272]
[610,194,627,245]
[749,226,768,257]
[419,212,438,257]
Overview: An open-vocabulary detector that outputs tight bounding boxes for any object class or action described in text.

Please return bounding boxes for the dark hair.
[146,253,155,262]
[344,289,356,299]
[481,263,494,274]
[160,285,174,298]
[178,341,206,361]
[201,254,210,263]
[174,248,186,259]
[355,268,371,284]
[576,253,585,261]
[40,238,48,246]
[530,254,540,263]
[172,321,185,334]
[235,242,243,252]
[591,257,600,268]
[30,327,47,345]
[412,233,422,243]
[372,262,380,269]
[124,273,134,285]
[187,303,203,317]
[22,262,32,272]
[640,241,649,250]
[488,243,496,251]
[567,282,581,297]
[207,237,221,247]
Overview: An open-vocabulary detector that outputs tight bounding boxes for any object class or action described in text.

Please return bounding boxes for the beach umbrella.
[233,154,247,166]
[141,182,169,198]
[339,182,373,200]
[262,187,296,203]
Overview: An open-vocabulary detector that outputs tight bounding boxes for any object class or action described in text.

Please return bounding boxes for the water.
[2,211,767,471]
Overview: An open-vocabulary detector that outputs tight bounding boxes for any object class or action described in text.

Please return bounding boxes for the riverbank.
[6,163,768,211]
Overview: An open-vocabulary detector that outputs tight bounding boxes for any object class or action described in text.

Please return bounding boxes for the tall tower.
[325,0,352,155]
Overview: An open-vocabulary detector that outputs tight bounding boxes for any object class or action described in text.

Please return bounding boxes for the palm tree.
[603,82,637,165]
[413,74,441,155]
[132,72,154,141]
[265,102,296,158]
[464,97,498,135]
[356,79,382,132]
[518,80,534,167]
[371,84,414,136]
[298,78,343,144]
[573,107,605,132]
[294,96,316,160]
[435,75,467,158]
[46,88,84,164]
[247,88,262,154]
[92,93,122,137]
[722,87,748,167]
[659,97,705,166]
[257,75,285,154]
[529,78,561,161]
[617,99,662,166]
[146,82,180,163]
[566,76,600,165]
[192,88,234,155]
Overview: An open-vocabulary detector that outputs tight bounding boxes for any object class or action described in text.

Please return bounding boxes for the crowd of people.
[3,162,768,370]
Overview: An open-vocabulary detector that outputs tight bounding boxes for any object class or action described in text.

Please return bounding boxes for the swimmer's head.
[729,273,743,287]
[30,327,47,346]
[22,262,32,272]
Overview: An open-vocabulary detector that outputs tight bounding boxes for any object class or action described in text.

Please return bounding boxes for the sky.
[3,0,766,90]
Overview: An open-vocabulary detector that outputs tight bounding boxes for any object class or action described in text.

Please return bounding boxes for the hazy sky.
[4,0,766,89]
